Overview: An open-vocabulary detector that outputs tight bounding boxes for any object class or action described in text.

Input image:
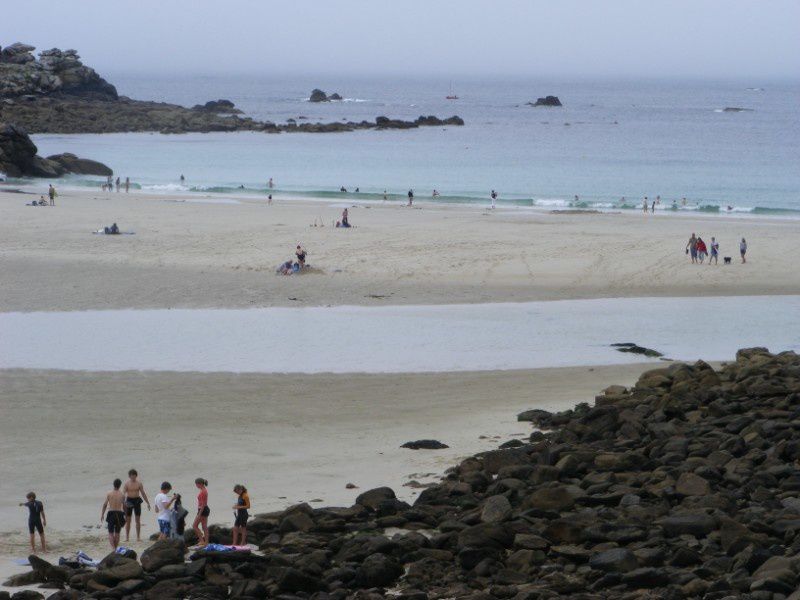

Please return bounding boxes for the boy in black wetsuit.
[19,492,47,553]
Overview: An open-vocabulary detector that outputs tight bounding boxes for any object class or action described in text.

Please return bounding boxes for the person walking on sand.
[696,237,708,264]
[193,478,210,546]
[48,184,57,206]
[154,482,177,540]
[740,237,747,263]
[232,484,250,546]
[101,479,126,550]
[124,177,130,193]
[709,237,720,265]
[407,189,414,206]
[123,469,151,542]
[686,233,698,264]
[20,492,47,553]
[643,197,648,213]
[491,190,497,209]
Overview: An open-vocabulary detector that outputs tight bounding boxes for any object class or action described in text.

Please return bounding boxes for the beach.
[0,363,656,582]
[1,185,798,587]
[2,187,799,312]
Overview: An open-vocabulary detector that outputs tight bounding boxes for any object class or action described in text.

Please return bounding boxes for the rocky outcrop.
[0,123,111,177]
[0,44,117,100]
[308,89,343,102]
[723,107,754,112]
[528,95,562,107]
[192,99,242,114]
[6,347,800,599]
[0,43,465,134]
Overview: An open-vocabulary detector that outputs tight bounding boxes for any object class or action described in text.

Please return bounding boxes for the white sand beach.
[1,188,799,312]
[0,186,796,586]
[0,363,656,582]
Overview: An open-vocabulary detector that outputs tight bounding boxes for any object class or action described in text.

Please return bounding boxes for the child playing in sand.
[20,492,47,553]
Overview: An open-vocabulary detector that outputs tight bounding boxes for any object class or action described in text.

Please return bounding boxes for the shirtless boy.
[123,469,151,542]
[101,479,127,550]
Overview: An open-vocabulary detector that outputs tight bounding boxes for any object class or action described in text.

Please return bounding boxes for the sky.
[2,0,799,80]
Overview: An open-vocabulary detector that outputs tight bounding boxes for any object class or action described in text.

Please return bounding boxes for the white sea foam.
[1,296,798,374]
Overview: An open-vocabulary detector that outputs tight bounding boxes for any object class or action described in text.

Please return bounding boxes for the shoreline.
[3,188,799,313]
[0,362,658,586]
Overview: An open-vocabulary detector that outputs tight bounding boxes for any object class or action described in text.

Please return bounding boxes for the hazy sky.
[2,0,799,80]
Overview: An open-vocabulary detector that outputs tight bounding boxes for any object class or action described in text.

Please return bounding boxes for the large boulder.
[0,123,37,176]
[589,548,639,573]
[354,553,404,588]
[309,89,329,102]
[47,152,113,175]
[140,539,186,572]
[355,487,396,510]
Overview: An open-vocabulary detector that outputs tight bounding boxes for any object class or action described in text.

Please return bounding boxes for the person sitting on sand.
[295,245,307,267]
[20,491,47,554]
[103,223,120,235]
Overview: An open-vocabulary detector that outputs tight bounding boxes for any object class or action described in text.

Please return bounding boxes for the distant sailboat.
[446,81,459,100]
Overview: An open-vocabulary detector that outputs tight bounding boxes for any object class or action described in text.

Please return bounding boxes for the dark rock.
[10,592,44,600]
[355,487,396,510]
[589,548,639,573]
[621,567,671,588]
[480,495,512,523]
[192,99,241,113]
[660,514,718,537]
[309,89,329,102]
[401,440,449,450]
[140,539,186,572]
[527,95,562,107]
[723,107,754,112]
[277,567,322,593]
[611,342,664,357]
[354,553,403,588]
[47,153,113,176]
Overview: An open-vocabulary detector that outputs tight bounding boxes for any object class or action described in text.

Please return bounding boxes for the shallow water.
[15,76,800,215]
[2,296,798,373]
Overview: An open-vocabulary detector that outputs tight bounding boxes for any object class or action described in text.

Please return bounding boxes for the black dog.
[724,257,732,264]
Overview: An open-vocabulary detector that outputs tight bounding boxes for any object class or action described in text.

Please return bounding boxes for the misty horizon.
[2,0,799,82]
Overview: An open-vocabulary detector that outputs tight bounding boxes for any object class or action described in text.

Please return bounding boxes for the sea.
[11,74,800,215]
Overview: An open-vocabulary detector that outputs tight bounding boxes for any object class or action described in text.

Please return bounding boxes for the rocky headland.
[5,347,800,599]
[0,43,464,135]
[0,123,111,177]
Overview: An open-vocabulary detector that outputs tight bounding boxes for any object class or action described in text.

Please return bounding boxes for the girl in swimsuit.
[296,245,307,267]
[193,478,209,546]
[232,484,250,546]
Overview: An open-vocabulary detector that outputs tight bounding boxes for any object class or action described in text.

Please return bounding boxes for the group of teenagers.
[20,469,252,554]
[685,232,747,264]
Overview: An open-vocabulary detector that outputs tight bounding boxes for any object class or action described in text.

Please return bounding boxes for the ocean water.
[14,75,800,214]
[2,297,799,373]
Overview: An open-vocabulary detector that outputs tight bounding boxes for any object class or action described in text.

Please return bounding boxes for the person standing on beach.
[686,233,698,264]
[125,177,130,193]
[48,184,57,206]
[490,190,497,209]
[407,189,414,206]
[115,177,120,192]
[100,479,126,550]
[180,174,185,183]
[154,482,177,540]
[193,478,210,546]
[651,199,656,213]
[740,238,747,263]
[709,237,719,265]
[295,244,307,267]
[123,469,151,542]
[383,190,388,201]
[20,492,47,553]
[232,484,250,546]
[682,197,687,207]
[643,197,648,213]
[696,237,708,264]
